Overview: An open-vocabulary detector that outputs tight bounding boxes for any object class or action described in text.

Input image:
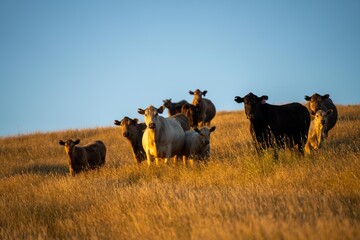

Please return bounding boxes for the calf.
[163,99,188,116]
[305,109,333,154]
[138,105,185,165]
[305,93,337,138]
[182,126,216,164]
[59,139,106,175]
[235,92,310,158]
[114,117,147,164]
[189,89,216,126]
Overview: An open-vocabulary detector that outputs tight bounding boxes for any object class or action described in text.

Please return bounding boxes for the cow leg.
[182,155,187,165]
[146,151,153,166]
[304,141,311,154]
[273,147,279,160]
[173,155,178,164]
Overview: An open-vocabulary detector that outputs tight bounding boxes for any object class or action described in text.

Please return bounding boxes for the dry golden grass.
[0,105,359,239]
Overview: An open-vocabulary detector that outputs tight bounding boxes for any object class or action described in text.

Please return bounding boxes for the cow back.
[83,141,106,168]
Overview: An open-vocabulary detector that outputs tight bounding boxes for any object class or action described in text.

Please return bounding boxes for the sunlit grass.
[0,105,359,239]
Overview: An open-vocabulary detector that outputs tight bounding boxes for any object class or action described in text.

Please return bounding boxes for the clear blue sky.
[1,0,359,136]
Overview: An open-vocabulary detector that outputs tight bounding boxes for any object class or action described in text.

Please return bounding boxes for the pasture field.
[0,105,359,239]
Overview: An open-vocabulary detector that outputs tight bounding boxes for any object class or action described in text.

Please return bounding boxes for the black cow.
[234,92,310,158]
[114,117,147,164]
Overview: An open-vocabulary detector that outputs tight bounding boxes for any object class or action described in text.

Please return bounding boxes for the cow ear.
[323,94,330,99]
[114,120,120,126]
[75,139,80,145]
[59,140,65,145]
[158,106,165,114]
[133,118,139,124]
[234,96,244,103]
[202,90,207,96]
[138,108,145,115]
[210,126,216,132]
[189,90,194,95]
[327,109,333,116]
[305,95,311,101]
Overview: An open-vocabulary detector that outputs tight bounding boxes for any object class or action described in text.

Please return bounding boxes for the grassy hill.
[0,105,359,239]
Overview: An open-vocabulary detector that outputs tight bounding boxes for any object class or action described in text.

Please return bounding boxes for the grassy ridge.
[0,105,359,239]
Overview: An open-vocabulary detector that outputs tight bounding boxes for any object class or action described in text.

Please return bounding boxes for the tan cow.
[114,117,147,164]
[305,109,333,154]
[59,139,106,175]
[138,105,185,165]
[305,93,338,138]
[189,89,216,126]
[182,126,216,164]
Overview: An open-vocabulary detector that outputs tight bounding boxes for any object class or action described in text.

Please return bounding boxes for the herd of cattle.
[59,90,338,175]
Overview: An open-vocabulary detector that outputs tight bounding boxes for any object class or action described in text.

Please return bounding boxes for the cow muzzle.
[148,123,156,129]
[247,114,255,120]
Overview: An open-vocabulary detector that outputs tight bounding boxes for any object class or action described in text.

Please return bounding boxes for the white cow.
[305,109,333,154]
[138,105,185,165]
[182,126,216,164]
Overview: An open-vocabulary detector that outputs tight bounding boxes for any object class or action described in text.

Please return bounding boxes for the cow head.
[162,99,172,108]
[114,117,139,138]
[234,92,268,120]
[181,103,199,127]
[195,126,216,146]
[305,93,330,112]
[138,105,165,129]
[311,109,333,129]
[189,89,207,106]
[59,139,80,155]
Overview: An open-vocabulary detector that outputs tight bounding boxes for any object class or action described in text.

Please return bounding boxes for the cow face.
[234,93,268,120]
[189,89,207,106]
[114,117,138,138]
[305,93,330,112]
[195,126,216,145]
[162,99,172,108]
[312,109,333,128]
[138,105,165,129]
[59,139,80,155]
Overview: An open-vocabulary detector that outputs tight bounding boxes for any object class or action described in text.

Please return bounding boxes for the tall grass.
[0,105,359,239]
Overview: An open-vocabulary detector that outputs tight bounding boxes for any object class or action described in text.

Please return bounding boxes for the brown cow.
[114,117,147,164]
[181,103,199,128]
[305,93,338,138]
[189,89,216,127]
[59,139,106,175]
[163,99,188,116]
